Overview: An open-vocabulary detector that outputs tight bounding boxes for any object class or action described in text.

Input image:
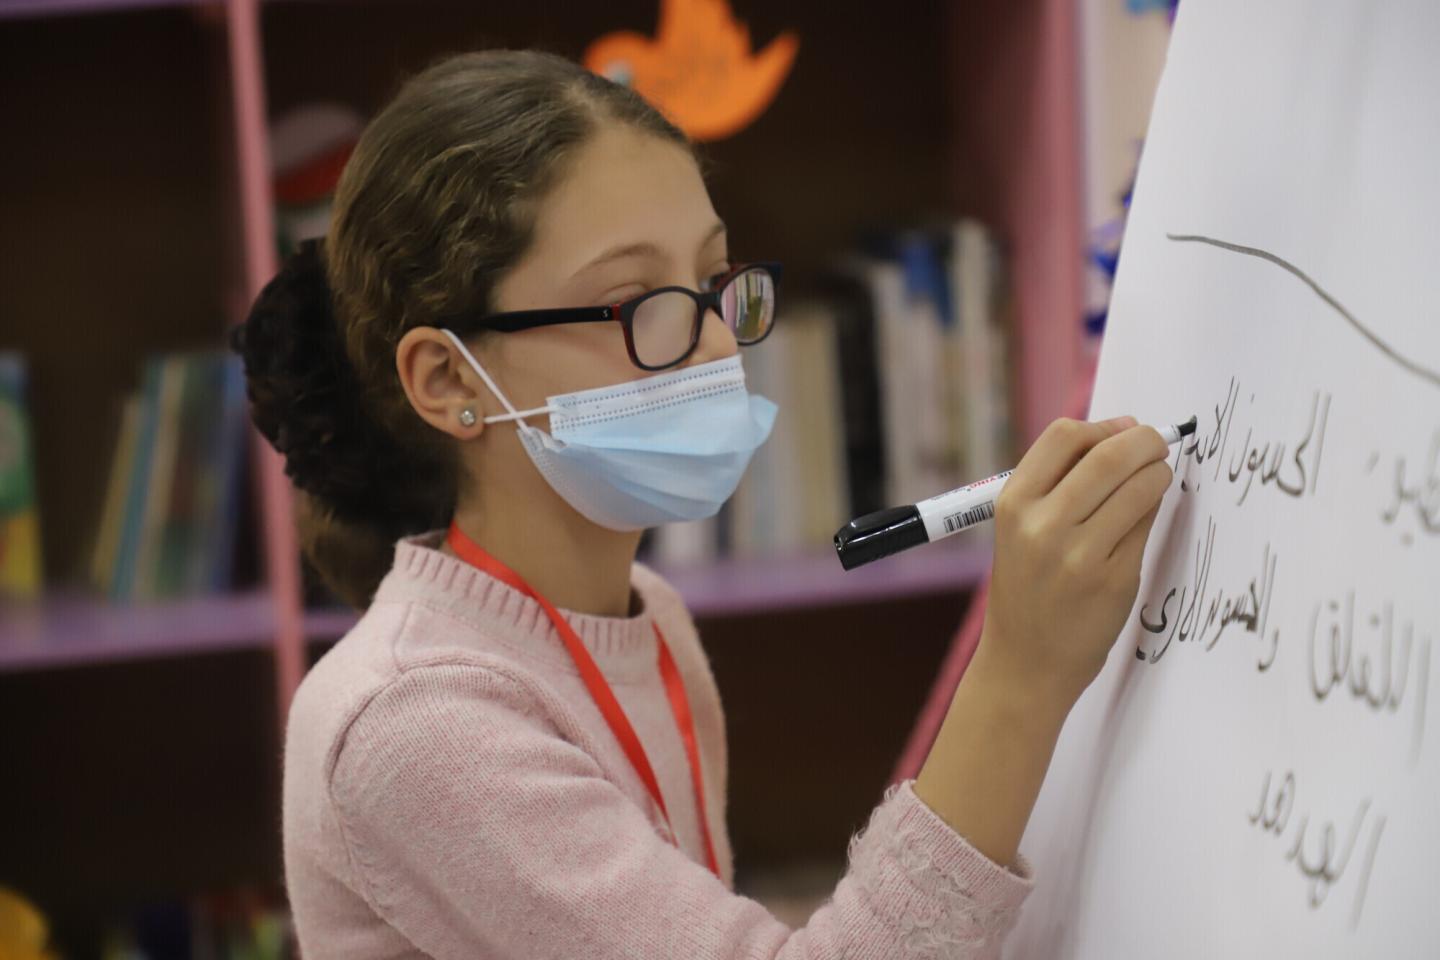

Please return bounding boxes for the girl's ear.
[395,327,487,440]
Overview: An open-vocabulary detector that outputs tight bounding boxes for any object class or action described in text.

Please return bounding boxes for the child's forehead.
[527,126,722,276]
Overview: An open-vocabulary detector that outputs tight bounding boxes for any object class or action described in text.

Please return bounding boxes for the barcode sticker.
[942,500,995,533]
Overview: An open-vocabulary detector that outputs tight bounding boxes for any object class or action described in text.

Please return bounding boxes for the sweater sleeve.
[325,660,1033,960]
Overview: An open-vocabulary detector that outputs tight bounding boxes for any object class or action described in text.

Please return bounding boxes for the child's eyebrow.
[702,221,728,245]
[571,222,728,280]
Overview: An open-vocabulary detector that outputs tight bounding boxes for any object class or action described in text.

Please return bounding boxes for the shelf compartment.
[0,542,989,674]
[0,588,274,673]
[0,0,208,20]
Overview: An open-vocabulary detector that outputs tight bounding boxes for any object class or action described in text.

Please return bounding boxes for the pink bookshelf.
[303,541,994,639]
[0,589,275,672]
[0,0,206,18]
[0,541,991,673]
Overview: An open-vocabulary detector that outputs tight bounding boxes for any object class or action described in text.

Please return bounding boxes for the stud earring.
[458,408,477,427]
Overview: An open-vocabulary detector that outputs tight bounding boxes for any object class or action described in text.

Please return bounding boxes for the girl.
[233,49,1172,960]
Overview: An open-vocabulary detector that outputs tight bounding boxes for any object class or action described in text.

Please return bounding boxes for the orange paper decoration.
[584,0,799,142]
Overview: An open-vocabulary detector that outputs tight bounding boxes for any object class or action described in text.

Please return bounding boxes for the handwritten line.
[1350,815,1386,931]
[1167,233,1440,390]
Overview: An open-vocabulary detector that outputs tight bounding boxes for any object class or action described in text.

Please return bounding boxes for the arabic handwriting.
[1248,770,1296,846]
[1174,378,1330,506]
[1370,429,1440,546]
[1308,591,1433,764]
[1248,768,1386,930]
[1175,376,1239,493]
[1135,517,1279,670]
[1226,391,1331,505]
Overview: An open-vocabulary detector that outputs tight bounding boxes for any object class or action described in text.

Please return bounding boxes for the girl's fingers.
[1005,416,1138,502]
[1083,458,1174,556]
[1052,425,1171,524]
[1106,486,1166,566]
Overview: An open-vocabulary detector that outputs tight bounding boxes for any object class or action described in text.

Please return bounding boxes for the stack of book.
[89,352,248,603]
[645,218,1013,565]
[99,889,294,960]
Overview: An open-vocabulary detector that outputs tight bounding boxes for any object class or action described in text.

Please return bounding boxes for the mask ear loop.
[439,329,556,433]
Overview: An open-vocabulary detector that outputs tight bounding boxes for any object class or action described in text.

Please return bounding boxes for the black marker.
[834,415,1199,571]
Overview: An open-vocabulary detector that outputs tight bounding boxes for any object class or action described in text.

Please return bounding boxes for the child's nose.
[684,305,739,367]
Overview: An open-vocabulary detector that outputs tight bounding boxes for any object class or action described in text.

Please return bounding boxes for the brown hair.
[231,50,691,609]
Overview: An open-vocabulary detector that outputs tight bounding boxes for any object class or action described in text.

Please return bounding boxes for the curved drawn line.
[1167,233,1440,390]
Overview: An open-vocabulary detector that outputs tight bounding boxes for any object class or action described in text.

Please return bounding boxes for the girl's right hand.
[978,415,1175,715]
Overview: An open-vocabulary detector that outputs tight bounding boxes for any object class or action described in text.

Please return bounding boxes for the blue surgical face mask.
[440,330,778,531]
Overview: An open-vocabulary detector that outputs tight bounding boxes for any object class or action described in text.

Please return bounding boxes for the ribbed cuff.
[845,779,1033,957]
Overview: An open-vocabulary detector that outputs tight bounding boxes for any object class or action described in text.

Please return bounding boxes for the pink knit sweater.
[283,529,1033,959]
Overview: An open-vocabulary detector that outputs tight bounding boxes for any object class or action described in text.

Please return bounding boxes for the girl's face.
[479,124,739,407]
[396,123,740,506]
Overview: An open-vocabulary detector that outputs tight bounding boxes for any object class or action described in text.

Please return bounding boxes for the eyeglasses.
[445,261,782,371]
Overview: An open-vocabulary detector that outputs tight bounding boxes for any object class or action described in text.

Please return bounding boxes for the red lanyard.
[446,523,720,879]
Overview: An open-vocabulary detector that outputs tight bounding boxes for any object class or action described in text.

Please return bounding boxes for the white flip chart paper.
[1005,2,1440,956]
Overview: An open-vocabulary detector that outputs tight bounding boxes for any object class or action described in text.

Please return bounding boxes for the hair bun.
[230,238,412,527]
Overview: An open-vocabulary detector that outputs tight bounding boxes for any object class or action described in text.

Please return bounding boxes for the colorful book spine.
[89,392,142,595]
[132,356,185,602]
[110,358,163,602]
[0,352,43,599]
[156,356,207,598]
[199,353,248,593]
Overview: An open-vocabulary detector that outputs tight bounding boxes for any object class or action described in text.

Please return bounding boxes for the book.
[199,354,248,593]
[951,218,1009,479]
[781,302,849,548]
[100,886,297,960]
[0,352,42,598]
[728,310,792,556]
[90,392,142,594]
[155,356,207,598]
[111,358,163,602]
[898,232,963,500]
[855,245,956,509]
[821,270,887,518]
[132,356,186,602]
[646,517,719,567]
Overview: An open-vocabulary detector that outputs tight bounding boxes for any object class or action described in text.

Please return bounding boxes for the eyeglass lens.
[629,266,775,368]
[631,290,701,368]
[721,268,775,344]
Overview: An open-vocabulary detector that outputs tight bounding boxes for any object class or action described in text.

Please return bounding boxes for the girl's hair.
[230,50,691,609]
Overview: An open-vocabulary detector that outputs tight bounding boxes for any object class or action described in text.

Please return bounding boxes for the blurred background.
[0,0,1173,956]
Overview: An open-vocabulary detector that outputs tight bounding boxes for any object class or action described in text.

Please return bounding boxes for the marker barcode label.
[943,500,995,533]
[915,472,1012,542]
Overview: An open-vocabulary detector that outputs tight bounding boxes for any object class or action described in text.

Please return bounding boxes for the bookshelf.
[0,0,1084,951]
[304,539,994,636]
[0,0,208,17]
[0,542,990,673]
[0,588,274,672]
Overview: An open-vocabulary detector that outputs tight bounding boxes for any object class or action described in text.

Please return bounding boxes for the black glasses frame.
[444,261,783,371]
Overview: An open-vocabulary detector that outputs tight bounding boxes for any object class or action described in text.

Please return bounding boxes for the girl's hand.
[978,415,1174,714]
[913,415,1174,867]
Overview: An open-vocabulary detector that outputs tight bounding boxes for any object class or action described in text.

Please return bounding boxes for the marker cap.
[833,506,928,571]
